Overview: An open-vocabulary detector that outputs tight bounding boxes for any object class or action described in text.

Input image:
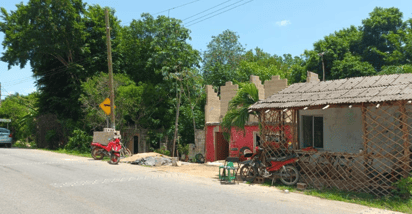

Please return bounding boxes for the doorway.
[133,136,139,154]
[215,132,229,161]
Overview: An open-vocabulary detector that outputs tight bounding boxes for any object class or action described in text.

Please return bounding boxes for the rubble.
[131,156,172,166]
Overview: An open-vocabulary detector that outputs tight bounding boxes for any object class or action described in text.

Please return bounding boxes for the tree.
[359,7,404,70]
[121,14,201,153]
[202,30,245,87]
[221,83,259,141]
[0,1,123,121]
[0,92,39,141]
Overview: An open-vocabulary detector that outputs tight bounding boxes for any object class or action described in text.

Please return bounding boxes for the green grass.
[261,180,412,214]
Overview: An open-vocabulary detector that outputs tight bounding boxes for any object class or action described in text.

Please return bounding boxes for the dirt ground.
[120,152,225,180]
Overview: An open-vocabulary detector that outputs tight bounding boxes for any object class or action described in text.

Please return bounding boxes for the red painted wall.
[205,124,293,162]
[229,126,259,156]
[205,125,217,162]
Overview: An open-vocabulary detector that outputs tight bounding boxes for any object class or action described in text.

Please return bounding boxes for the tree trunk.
[172,82,182,157]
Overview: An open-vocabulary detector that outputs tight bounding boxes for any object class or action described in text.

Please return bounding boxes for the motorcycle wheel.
[109,153,120,164]
[239,164,258,182]
[91,147,104,160]
[279,165,300,186]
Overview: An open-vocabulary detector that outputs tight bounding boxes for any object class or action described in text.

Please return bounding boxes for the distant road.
[0,148,402,214]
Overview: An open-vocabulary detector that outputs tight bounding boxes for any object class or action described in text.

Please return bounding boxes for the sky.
[1,0,412,99]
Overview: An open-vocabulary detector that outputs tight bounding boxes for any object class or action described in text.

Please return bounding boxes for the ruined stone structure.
[203,74,316,161]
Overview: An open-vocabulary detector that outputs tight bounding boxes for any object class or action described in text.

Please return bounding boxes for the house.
[249,73,412,196]
[204,75,292,162]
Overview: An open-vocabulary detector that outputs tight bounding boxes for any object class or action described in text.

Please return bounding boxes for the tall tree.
[202,30,245,88]
[0,1,122,121]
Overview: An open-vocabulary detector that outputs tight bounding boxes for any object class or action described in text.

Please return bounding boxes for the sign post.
[99,98,116,116]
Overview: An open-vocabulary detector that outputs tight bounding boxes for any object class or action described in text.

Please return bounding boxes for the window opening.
[302,115,323,148]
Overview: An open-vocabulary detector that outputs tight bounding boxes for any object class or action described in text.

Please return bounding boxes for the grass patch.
[260,179,412,213]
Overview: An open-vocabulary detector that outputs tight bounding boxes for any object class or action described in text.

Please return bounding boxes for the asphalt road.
[0,148,403,214]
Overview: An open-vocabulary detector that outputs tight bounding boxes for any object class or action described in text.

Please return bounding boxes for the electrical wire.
[184,0,246,25]
[182,0,232,21]
[1,52,105,87]
[153,0,201,15]
[186,0,253,27]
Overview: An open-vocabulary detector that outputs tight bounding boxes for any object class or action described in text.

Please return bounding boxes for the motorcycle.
[91,138,122,164]
[239,144,300,186]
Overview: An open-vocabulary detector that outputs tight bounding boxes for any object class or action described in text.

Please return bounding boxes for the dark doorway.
[215,132,229,161]
[256,134,261,147]
[133,136,139,154]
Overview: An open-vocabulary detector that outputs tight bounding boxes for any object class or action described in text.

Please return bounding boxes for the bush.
[154,146,170,156]
[392,176,412,199]
[177,143,189,155]
[64,129,93,153]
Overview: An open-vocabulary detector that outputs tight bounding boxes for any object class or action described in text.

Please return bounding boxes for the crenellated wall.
[205,75,290,124]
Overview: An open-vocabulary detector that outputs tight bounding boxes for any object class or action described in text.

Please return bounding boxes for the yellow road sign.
[99,98,116,115]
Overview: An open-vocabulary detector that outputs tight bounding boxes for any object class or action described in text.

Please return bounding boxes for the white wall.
[299,107,363,153]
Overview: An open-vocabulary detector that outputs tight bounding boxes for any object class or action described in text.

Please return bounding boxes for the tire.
[6,143,12,148]
[239,164,258,182]
[91,147,104,160]
[109,153,120,164]
[279,165,300,186]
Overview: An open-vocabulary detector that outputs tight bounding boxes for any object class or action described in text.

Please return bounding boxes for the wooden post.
[399,101,410,178]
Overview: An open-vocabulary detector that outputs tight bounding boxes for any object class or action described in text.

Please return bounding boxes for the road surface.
[0,148,403,214]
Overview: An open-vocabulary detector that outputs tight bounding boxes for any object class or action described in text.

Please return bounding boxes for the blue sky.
[1,0,412,98]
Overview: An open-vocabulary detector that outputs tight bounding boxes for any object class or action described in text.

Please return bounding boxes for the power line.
[182,0,232,21]
[1,53,105,87]
[186,0,253,27]
[185,0,245,25]
[153,0,201,15]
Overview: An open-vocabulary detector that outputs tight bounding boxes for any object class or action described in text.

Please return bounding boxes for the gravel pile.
[131,156,172,166]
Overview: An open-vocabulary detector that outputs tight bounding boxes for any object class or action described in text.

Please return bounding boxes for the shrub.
[155,146,170,156]
[64,129,93,153]
[177,143,189,155]
[392,176,412,199]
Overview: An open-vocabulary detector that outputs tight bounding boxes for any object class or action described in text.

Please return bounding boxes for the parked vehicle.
[91,138,122,164]
[239,145,300,186]
[0,128,13,148]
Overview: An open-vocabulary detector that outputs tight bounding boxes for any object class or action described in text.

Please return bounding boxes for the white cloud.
[275,20,291,27]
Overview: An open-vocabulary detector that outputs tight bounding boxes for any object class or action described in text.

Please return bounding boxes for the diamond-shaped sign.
[99,98,116,115]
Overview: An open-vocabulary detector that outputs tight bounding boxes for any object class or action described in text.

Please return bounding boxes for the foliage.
[13,140,37,148]
[221,83,260,141]
[154,146,170,156]
[392,176,412,199]
[64,129,93,153]
[0,92,39,141]
[202,30,245,87]
[0,1,123,122]
[177,143,189,155]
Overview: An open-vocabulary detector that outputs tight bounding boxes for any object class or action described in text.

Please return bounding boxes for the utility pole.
[105,8,115,129]
[319,52,326,81]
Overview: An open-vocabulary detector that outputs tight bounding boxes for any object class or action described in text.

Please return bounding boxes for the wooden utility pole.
[319,52,326,81]
[105,8,115,129]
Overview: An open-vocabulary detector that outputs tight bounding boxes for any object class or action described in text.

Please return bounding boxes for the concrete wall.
[205,85,220,123]
[220,82,239,119]
[204,75,289,124]
[188,129,206,160]
[264,75,288,99]
[299,107,363,153]
[307,71,320,83]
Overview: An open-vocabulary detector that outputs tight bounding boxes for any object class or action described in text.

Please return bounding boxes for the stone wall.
[220,81,239,119]
[188,129,206,160]
[205,85,220,123]
[307,71,320,83]
[204,75,289,124]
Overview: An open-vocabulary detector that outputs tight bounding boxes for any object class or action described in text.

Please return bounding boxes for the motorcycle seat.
[269,154,297,162]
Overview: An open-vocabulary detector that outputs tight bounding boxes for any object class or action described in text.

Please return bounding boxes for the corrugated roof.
[250,73,412,110]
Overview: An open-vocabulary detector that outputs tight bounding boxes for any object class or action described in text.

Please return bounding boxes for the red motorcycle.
[91,138,122,164]
[239,145,300,185]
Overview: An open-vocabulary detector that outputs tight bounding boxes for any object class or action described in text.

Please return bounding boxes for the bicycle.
[119,141,132,158]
